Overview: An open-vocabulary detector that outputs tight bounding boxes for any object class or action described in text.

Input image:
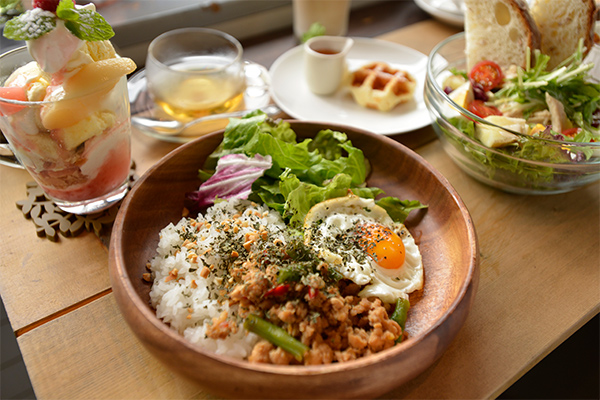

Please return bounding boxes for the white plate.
[414,0,464,27]
[269,37,431,135]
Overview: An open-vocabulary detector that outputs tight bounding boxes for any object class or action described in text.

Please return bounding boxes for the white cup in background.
[450,0,464,13]
[304,36,354,95]
[293,0,351,39]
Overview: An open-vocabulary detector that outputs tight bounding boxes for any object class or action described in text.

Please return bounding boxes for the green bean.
[390,297,410,342]
[244,314,309,362]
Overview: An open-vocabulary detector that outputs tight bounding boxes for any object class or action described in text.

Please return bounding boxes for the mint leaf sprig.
[3,0,114,41]
[0,0,24,24]
[3,8,56,40]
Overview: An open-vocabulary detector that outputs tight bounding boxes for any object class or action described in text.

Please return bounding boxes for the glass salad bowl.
[424,33,600,195]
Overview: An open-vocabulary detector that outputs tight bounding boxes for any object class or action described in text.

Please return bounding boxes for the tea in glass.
[146,28,246,121]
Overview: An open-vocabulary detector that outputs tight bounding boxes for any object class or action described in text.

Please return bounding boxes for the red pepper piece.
[265,284,290,297]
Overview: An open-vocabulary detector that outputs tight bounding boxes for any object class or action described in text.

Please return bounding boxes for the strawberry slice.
[0,87,27,116]
[32,0,61,12]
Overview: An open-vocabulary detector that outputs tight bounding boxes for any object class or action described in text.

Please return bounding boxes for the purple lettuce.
[185,153,272,213]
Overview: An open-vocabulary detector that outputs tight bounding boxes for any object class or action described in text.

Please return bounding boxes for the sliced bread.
[464,0,541,71]
[529,0,597,70]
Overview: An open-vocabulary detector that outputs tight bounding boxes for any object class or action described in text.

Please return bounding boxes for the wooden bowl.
[109,121,479,399]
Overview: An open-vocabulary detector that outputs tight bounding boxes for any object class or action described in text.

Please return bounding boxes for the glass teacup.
[145,28,247,121]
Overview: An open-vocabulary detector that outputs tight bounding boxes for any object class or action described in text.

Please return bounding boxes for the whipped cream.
[25,3,98,74]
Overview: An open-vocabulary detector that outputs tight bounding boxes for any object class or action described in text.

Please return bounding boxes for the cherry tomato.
[562,127,581,137]
[469,60,504,92]
[467,100,502,118]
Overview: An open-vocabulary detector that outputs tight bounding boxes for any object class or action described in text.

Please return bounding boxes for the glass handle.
[243,61,270,98]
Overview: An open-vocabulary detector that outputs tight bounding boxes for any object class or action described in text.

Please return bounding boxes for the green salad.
[438,40,600,188]
[185,112,427,228]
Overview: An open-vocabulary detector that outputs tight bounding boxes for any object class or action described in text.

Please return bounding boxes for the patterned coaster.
[16,163,137,243]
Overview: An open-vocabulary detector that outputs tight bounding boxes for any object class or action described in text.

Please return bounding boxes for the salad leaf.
[449,67,468,80]
[376,197,428,223]
[444,117,559,186]
[197,112,427,228]
[202,112,296,171]
[306,129,349,160]
[185,153,272,213]
[202,112,368,187]
[494,40,600,137]
[278,170,346,228]
[442,41,600,190]
[277,171,382,228]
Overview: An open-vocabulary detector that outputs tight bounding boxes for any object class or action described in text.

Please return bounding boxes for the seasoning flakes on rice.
[148,198,409,365]
[149,200,288,359]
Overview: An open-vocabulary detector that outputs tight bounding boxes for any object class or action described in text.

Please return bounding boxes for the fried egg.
[304,194,423,303]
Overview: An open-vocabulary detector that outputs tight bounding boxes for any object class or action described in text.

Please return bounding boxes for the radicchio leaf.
[185,153,272,214]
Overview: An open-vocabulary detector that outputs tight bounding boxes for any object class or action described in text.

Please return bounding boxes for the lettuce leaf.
[276,171,383,228]
[375,197,429,223]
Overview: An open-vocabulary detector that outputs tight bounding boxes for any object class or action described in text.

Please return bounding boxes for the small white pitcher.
[304,36,354,95]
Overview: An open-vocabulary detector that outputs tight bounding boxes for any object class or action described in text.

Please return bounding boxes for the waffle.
[348,62,416,112]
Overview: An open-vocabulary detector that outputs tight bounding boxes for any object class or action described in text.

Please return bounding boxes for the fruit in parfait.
[0,0,136,208]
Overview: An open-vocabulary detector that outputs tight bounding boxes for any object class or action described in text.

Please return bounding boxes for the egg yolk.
[355,223,405,269]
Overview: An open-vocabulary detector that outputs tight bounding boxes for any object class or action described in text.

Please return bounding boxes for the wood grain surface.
[0,18,598,400]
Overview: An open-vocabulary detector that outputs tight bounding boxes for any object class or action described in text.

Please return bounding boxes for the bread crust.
[530,0,597,68]
[464,0,542,70]
[511,0,542,51]
[582,0,596,54]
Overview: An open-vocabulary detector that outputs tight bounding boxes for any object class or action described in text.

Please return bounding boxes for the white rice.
[148,199,290,359]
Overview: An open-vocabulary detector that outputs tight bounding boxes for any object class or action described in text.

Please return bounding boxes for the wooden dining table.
[1,4,598,399]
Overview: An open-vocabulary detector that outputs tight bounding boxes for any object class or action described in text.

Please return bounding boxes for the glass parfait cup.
[0,46,133,214]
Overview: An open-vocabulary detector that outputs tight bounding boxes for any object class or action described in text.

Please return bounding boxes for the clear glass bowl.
[424,33,600,195]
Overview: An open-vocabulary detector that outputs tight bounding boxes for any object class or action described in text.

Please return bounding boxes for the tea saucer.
[128,63,271,143]
[268,37,431,135]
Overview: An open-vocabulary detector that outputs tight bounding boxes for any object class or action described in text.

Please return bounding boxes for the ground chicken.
[347,327,369,350]
[216,236,405,365]
[248,340,274,363]
[269,346,295,365]
[304,336,334,365]
[205,311,238,340]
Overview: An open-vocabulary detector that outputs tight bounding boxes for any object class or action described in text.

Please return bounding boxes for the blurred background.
[1,0,385,66]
